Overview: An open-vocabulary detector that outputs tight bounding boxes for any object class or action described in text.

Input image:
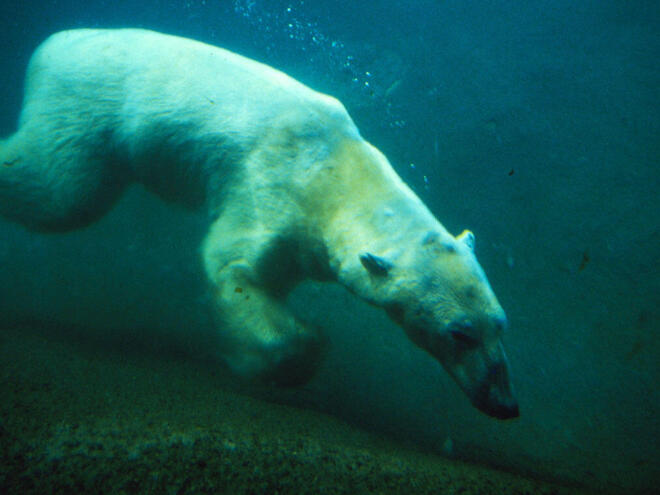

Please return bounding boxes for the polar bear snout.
[437,315,519,419]
[471,360,519,420]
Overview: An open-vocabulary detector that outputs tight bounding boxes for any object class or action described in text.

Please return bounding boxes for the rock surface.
[0,325,588,494]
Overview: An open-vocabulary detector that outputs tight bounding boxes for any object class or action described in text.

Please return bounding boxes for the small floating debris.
[578,251,590,271]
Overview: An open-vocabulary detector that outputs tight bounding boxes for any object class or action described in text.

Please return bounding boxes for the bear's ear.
[359,252,392,277]
[457,230,475,251]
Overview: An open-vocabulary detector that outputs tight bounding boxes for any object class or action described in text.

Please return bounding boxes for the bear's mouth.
[471,384,519,419]
[469,361,519,420]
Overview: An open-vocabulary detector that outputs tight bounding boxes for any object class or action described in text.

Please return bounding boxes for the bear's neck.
[308,138,442,288]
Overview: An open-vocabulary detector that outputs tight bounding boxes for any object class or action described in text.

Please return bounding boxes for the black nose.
[473,389,520,419]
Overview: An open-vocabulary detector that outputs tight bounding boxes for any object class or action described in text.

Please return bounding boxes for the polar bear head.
[359,228,519,419]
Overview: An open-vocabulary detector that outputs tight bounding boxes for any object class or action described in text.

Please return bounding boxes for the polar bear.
[0,29,518,419]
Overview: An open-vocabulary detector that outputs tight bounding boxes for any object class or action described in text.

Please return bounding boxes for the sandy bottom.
[0,324,590,494]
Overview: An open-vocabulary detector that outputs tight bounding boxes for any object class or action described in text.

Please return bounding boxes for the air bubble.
[232,0,404,127]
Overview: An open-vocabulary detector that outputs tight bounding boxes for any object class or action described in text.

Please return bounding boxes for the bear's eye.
[448,320,478,348]
[450,330,479,348]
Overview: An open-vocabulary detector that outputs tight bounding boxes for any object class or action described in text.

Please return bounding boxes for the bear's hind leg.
[0,129,128,232]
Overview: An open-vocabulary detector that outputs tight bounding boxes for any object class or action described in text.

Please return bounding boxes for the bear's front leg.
[203,219,325,386]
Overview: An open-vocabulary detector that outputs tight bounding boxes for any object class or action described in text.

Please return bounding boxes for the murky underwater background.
[0,1,658,493]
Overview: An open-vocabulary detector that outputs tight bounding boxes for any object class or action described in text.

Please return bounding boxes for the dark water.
[0,1,658,493]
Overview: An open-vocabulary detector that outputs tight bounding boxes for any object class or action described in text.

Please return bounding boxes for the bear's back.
[19,29,359,206]
[24,28,350,135]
